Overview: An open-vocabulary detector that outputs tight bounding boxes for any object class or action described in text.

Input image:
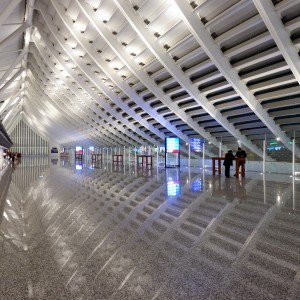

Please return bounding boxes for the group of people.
[4,151,21,164]
[223,147,247,178]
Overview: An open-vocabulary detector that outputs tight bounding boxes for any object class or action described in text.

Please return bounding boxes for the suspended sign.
[190,138,202,152]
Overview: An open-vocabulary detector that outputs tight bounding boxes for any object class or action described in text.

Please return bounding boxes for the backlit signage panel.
[190,138,202,152]
[166,138,180,153]
[75,146,83,154]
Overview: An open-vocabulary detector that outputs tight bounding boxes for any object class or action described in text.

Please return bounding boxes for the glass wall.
[9,119,49,156]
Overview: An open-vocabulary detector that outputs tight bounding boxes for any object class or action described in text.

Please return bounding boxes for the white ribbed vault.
[0,0,300,159]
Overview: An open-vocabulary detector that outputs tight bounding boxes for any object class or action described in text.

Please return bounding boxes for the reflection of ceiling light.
[3,212,9,220]
[277,195,281,204]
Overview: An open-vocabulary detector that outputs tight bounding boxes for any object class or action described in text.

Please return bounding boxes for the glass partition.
[204,141,219,161]
[265,139,295,162]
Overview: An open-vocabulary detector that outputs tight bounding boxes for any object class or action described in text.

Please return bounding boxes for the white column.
[202,142,205,169]
[156,145,159,165]
[188,143,191,168]
[135,148,137,165]
[293,176,295,211]
[263,173,266,205]
[263,139,266,174]
[123,146,126,163]
[219,141,222,157]
[292,139,295,177]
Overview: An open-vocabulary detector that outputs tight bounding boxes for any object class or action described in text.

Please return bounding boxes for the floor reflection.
[0,157,299,299]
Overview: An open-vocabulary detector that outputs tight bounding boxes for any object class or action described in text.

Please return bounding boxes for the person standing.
[235,147,247,176]
[223,150,235,178]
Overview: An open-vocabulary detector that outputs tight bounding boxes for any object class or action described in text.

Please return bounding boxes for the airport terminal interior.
[0,0,300,299]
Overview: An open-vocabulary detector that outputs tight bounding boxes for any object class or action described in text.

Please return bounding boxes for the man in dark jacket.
[223,150,235,178]
[236,147,247,159]
[235,147,247,176]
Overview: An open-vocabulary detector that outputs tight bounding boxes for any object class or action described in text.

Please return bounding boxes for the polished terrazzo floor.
[0,157,299,299]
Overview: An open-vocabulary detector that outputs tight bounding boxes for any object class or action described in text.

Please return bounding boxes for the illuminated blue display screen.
[190,138,202,152]
[191,178,202,192]
[166,138,180,153]
[167,180,180,196]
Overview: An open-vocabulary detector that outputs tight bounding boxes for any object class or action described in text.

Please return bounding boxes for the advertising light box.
[190,138,202,152]
[75,146,83,154]
[88,146,95,154]
[166,137,180,153]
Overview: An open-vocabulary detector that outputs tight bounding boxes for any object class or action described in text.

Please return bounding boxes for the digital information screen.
[190,138,202,152]
[166,137,180,153]
[75,146,83,154]
[88,146,95,154]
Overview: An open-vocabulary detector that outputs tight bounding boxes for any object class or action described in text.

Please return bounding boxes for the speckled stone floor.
[0,157,299,299]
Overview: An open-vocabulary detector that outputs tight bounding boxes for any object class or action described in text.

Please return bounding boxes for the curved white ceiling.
[0,0,299,158]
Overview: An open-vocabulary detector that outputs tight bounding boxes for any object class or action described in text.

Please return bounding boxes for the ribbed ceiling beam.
[0,23,30,50]
[6,111,23,134]
[173,0,299,158]
[29,43,139,147]
[36,5,165,145]
[26,72,115,146]
[27,64,102,136]
[27,57,127,147]
[71,0,209,145]
[253,0,300,86]
[0,50,25,88]
[33,21,160,146]
[3,100,22,125]
[24,88,105,146]
[26,78,86,135]
[0,68,24,94]
[0,0,22,27]
[22,102,67,143]
[0,87,21,115]
[114,0,269,158]
[23,93,76,142]
[26,66,119,148]
[43,2,177,146]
